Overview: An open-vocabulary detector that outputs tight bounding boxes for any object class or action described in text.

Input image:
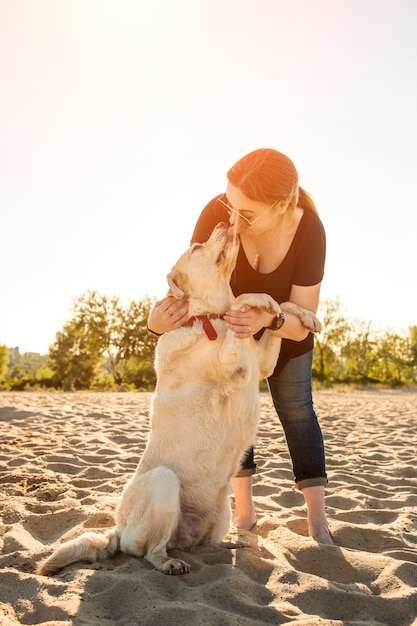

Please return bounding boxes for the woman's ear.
[167,270,185,298]
[276,199,290,214]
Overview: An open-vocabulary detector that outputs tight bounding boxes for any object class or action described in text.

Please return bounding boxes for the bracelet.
[147,326,163,337]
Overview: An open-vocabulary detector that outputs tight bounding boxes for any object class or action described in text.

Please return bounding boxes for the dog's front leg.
[230,293,283,379]
[280,302,322,333]
[255,331,283,379]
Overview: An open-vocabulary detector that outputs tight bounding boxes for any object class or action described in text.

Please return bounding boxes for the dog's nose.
[226,223,241,239]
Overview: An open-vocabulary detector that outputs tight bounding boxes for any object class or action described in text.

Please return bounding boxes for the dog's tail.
[37,527,120,576]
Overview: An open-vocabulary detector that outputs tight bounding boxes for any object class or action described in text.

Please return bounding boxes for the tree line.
[1,291,416,391]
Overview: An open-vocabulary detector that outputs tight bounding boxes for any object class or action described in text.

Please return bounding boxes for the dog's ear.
[167,270,185,299]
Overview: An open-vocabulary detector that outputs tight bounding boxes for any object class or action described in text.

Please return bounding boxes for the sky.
[1,0,417,354]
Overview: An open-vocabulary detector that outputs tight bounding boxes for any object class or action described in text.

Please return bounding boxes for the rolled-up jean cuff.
[234,466,257,478]
[296,477,328,491]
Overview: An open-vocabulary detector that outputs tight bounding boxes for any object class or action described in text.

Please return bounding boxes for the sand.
[0,389,416,626]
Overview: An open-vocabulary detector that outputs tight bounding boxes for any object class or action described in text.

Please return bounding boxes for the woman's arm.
[147,296,188,336]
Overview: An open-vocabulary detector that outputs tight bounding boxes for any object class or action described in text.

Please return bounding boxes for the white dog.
[38,224,321,576]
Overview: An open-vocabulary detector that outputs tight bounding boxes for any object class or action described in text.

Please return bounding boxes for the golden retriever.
[37,224,321,576]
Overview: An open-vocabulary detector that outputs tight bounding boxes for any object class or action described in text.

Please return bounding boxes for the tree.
[48,318,102,390]
[48,291,158,389]
[408,326,417,367]
[340,320,378,382]
[69,291,124,384]
[0,344,9,380]
[6,349,47,379]
[313,297,350,381]
[370,331,413,385]
[71,291,157,385]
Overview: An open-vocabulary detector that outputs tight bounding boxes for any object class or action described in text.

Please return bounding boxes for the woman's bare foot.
[310,524,334,545]
[231,476,257,531]
[232,511,257,531]
[303,485,335,545]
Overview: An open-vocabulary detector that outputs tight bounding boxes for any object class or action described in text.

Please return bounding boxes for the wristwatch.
[268,312,285,331]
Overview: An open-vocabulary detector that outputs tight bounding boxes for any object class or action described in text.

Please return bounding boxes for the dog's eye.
[190,243,203,255]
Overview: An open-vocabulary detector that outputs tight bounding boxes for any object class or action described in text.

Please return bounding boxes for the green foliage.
[2,348,52,389]
[408,326,417,366]
[313,298,417,386]
[313,297,350,381]
[122,356,156,390]
[0,344,9,380]
[2,295,416,391]
[48,320,102,390]
[368,331,414,385]
[6,349,47,378]
[47,291,158,390]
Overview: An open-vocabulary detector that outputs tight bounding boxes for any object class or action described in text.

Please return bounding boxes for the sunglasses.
[217,194,277,226]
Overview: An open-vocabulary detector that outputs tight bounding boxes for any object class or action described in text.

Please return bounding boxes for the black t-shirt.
[191,195,326,375]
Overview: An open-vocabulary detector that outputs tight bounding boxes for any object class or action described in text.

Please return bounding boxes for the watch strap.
[268,312,285,331]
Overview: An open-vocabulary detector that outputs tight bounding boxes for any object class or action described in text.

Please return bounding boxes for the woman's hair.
[227,148,318,214]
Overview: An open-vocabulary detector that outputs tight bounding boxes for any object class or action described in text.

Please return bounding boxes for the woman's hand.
[223,305,274,339]
[147,296,188,335]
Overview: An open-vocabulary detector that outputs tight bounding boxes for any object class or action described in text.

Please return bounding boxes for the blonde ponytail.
[298,187,318,214]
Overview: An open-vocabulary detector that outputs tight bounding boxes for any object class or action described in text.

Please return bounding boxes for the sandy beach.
[0,389,416,625]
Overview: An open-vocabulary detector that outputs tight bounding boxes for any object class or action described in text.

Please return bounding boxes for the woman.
[147,148,333,545]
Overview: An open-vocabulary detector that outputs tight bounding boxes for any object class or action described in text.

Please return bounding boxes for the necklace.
[242,229,278,270]
[252,251,261,270]
[242,210,300,270]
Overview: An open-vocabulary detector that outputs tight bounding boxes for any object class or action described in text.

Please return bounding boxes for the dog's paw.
[233,293,280,316]
[197,539,246,553]
[219,539,247,549]
[161,558,191,575]
[298,311,322,333]
[280,302,322,333]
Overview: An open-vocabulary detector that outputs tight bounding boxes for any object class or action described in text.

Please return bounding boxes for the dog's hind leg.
[118,466,191,575]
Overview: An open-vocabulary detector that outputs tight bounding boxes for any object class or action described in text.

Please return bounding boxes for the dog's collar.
[182,314,225,341]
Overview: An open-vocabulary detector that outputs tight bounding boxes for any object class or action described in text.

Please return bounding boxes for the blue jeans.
[236,350,328,490]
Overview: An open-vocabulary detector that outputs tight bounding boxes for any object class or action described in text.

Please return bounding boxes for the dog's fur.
[37,224,321,576]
